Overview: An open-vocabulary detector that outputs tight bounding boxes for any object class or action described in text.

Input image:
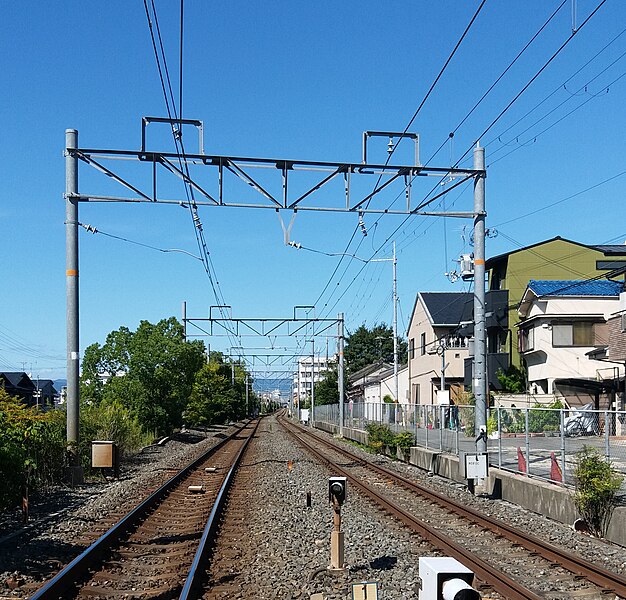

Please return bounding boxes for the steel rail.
[287,419,626,599]
[280,417,543,600]
[179,420,259,600]
[29,422,255,600]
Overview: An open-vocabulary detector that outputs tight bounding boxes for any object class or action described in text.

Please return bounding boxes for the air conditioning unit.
[460,254,474,281]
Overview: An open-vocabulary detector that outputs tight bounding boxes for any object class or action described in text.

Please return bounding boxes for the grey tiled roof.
[420,292,473,326]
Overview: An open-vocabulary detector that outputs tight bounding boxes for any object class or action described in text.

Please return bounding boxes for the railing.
[312,402,626,487]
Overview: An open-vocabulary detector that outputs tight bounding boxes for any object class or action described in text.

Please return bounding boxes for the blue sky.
[2,1,626,385]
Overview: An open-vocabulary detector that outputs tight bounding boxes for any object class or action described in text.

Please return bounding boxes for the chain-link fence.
[313,402,626,487]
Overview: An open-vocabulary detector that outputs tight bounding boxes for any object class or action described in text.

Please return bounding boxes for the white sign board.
[464,453,488,479]
[436,390,450,405]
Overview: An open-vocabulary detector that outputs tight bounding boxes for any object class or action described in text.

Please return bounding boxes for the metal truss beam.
[69,144,483,215]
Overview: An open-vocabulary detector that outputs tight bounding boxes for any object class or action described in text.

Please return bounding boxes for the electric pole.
[392,241,398,403]
[473,143,487,454]
[65,128,82,483]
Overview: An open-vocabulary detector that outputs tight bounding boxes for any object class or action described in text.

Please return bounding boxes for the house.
[363,364,409,405]
[347,361,393,403]
[407,292,473,405]
[33,379,59,406]
[517,279,623,408]
[487,236,626,373]
[0,372,36,405]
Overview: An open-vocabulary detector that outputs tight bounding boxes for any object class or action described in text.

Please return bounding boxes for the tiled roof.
[592,244,626,255]
[528,280,623,297]
[420,292,473,326]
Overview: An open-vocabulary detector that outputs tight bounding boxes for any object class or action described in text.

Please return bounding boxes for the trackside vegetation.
[0,317,257,512]
[573,446,623,538]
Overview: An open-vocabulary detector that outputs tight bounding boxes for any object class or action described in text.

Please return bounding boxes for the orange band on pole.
[474,259,485,265]
[66,269,78,276]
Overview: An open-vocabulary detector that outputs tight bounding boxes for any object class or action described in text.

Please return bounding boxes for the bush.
[365,422,395,453]
[80,399,153,467]
[528,399,562,433]
[0,391,66,511]
[394,430,415,456]
[573,446,623,538]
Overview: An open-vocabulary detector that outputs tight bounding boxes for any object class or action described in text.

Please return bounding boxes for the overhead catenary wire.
[142,0,239,348]
[324,0,610,310]
[312,0,487,316]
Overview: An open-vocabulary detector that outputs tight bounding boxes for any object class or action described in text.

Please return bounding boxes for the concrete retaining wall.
[318,422,625,547]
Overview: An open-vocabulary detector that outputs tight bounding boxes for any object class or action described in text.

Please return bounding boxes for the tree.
[184,352,248,426]
[80,317,206,435]
[313,367,346,406]
[344,323,407,375]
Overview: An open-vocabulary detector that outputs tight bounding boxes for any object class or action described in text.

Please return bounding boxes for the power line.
[312,1,487,315]
[492,169,626,228]
[424,0,568,167]
[454,0,608,167]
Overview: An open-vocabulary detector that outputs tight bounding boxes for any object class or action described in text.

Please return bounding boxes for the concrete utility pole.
[311,339,315,426]
[245,374,249,417]
[65,129,82,483]
[338,313,345,438]
[182,301,187,341]
[392,241,399,403]
[473,142,487,454]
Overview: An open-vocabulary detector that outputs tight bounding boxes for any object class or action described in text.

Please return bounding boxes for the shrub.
[80,399,153,467]
[573,446,623,538]
[394,430,415,457]
[487,413,498,436]
[496,365,526,393]
[365,422,395,452]
[0,391,66,511]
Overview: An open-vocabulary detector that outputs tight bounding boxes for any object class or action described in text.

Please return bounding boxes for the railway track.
[279,415,626,600]
[29,419,260,600]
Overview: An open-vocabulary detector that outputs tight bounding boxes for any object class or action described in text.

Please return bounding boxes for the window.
[409,338,415,359]
[519,327,534,352]
[552,322,595,347]
[420,333,426,356]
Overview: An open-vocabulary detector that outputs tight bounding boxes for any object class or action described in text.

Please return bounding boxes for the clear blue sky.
[2,1,626,385]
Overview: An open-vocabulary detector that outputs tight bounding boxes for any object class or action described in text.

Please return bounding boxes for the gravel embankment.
[0,415,624,599]
[209,415,625,599]
[0,425,240,596]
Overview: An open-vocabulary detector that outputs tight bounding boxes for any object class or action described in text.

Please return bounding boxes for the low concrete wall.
[322,423,625,547]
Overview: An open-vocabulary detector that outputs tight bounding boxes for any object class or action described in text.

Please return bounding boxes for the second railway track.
[279,415,626,600]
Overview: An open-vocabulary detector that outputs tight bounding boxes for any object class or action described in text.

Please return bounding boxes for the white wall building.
[363,365,409,405]
[407,292,472,405]
[517,279,623,401]
[292,355,335,403]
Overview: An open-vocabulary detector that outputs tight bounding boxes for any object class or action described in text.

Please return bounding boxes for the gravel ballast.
[0,415,624,599]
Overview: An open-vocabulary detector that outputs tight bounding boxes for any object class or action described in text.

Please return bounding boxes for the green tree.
[80,317,206,435]
[313,367,346,406]
[344,323,407,375]
[496,365,526,393]
[184,352,247,426]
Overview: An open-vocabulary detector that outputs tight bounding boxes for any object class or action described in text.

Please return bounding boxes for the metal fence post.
[439,405,444,451]
[525,408,530,477]
[497,407,502,469]
[560,408,566,485]
[605,409,610,461]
